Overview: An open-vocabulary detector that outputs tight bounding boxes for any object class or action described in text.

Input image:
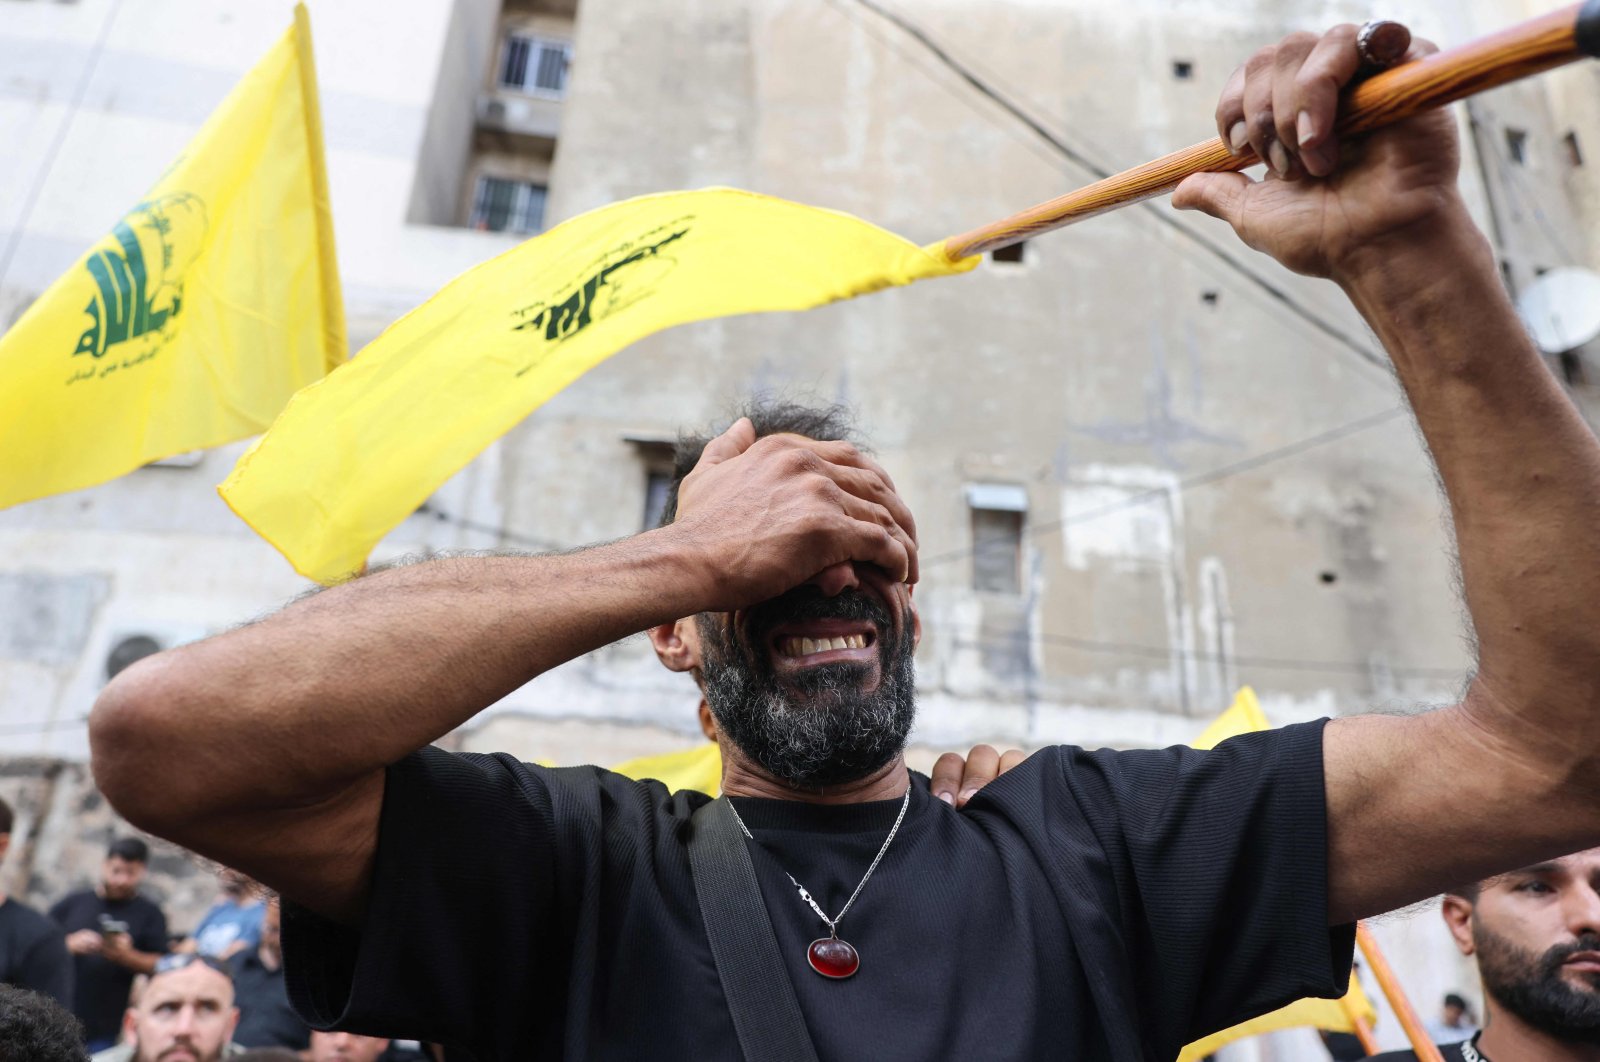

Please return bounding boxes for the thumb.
[697,416,756,467]
[1172,171,1252,226]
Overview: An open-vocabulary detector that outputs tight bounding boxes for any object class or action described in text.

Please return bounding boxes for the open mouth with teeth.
[763,622,880,677]
[779,633,870,656]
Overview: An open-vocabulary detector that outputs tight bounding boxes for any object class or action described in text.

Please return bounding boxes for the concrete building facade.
[1,0,1595,1053]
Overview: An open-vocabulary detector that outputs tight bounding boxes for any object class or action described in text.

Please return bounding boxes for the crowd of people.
[9,781,1600,1060]
[7,14,1600,1061]
[0,798,442,1061]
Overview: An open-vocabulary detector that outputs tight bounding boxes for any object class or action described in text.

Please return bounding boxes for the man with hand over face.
[89,19,1600,1062]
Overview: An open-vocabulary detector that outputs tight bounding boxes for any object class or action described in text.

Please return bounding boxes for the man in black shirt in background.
[50,838,168,1052]
[230,898,308,1051]
[86,21,1600,1062]
[0,796,72,1008]
[1370,848,1600,1062]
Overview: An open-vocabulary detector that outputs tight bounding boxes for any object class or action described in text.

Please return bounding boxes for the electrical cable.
[414,501,566,552]
[0,715,88,737]
[922,404,1409,568]
[953,634,1461,679]
[1477,104,1583,266]
[0,0,125,297]
[838,0,1395,377]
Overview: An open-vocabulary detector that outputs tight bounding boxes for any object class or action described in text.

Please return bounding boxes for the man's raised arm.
[1176,26,1600,922]
[89,422,917,925]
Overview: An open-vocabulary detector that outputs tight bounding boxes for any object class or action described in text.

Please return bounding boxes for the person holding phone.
[49,837,168,1052]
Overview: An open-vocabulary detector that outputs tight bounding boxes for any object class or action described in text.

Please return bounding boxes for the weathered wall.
[4,0,1591,759]
[0,759,218,936]
[1,2,1595,1049]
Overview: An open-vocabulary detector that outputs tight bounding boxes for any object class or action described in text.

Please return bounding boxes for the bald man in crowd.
[92,953,242,1062]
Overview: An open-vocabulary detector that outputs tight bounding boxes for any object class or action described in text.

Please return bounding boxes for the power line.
[405,406,1407,566]
[1475,103,1583,266]
[414,501,566,552]
[0,0,125,296]
[923,404,1409,567]
[840,0,1394,378]
[0,715,88,738]
[954,634,1461,679]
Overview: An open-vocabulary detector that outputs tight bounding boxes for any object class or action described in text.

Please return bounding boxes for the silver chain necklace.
[725,783,911,980]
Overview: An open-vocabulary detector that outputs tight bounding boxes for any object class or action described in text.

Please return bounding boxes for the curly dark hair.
[657,399,865,527]
[0,985,87,1062]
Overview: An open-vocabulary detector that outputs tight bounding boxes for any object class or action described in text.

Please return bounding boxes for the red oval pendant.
[807,937,860,979]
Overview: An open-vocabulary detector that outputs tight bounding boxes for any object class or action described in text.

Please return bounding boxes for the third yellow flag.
[219,188,976,584]
[0,4,343,509]
[1176,688,1377,1061]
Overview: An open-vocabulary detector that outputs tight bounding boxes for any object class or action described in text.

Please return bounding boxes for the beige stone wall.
[0,759,219,938]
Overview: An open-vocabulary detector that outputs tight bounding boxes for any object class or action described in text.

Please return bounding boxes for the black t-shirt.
[47,889,168,1043]
[284,721,1353,1061]
[231,949,311,1049]
[0,896,73,1007]
[1369,1035,1486,1061]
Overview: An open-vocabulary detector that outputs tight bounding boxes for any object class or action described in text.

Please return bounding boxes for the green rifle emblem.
[513,226,688,344]
[75,193,208,359]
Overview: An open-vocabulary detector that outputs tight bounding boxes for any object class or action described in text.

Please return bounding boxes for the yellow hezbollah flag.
[1177,687,1377,1061]
[0,4,343,509]
[611,743,723,797]
[219,188,976,583]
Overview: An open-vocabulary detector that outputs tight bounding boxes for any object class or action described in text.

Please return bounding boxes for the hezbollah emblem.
[508,222,687,375]
[74,193,209,360]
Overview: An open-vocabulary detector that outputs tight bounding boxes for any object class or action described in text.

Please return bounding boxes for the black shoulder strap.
[688,797,821,1062]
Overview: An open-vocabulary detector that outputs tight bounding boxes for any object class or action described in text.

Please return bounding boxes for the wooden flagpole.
[1335,987,1382,1056]
[1356,922,1446,1062]
[939,0,1600,260]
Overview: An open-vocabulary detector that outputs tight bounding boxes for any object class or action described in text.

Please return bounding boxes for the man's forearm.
[90,529,711,826]
[112,948,161,975]
[1338,203,1600,771]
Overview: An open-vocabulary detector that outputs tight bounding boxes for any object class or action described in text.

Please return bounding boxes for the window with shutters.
[967,484,1028,595]
[500,34,572,98]
[468,176,548,235]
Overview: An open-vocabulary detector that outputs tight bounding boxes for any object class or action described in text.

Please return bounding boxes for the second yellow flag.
[219,188,977,584]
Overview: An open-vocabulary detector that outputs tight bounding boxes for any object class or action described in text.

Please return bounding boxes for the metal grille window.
[1506,127,1528,165]
[642,470,672,530]
[500,34,572,97]
[470,176,548,235]
[967,484,1028,595]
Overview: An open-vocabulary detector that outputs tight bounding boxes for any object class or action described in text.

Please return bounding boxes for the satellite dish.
[1516,267,1600,354]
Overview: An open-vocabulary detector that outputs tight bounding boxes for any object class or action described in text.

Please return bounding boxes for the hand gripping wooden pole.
[1356,922,1447,1062]
[939,0,1600,261]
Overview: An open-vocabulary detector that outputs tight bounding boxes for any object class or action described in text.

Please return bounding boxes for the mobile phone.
[99,918,130,936]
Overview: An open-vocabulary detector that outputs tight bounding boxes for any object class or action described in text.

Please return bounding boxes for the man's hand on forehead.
[669,417,919,611]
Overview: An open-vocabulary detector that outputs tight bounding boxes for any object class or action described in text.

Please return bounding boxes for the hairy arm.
[90,423,917,925]
[1178,25,1600,923]
[92,542,708,924]
[1322,217,1600,921]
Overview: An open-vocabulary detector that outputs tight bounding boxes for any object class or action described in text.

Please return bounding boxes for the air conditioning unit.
[478,97,509,126]
[102,623,207,681]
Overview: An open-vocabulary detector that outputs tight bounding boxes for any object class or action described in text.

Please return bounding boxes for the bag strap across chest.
[688,796,821,1062]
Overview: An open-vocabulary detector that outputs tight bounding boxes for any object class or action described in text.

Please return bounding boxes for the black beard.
[1475,924,1600,1045]
[697,586,916,789]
